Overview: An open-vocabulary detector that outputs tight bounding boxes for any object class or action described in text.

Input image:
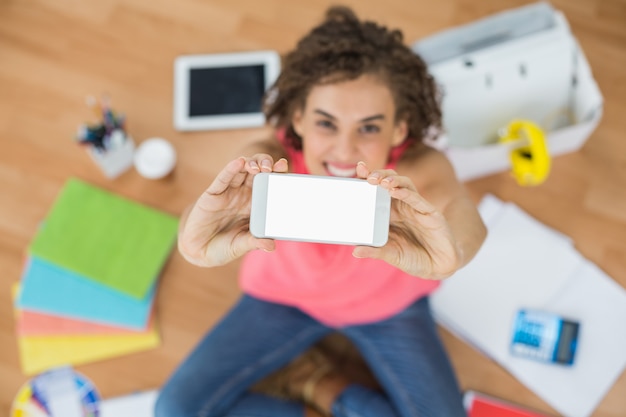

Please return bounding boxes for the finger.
[243,156,289,188]
[230,233,276,261]
[241,155,273,188]
[352,244,393,263]
[389,187,437,216]
[366,169,399,185]
[253,237,276,252]
[246,154,276,174]
[273,158,289,173]
[356,161,370,179]
[377,175,416,192]
[206,157,246,195]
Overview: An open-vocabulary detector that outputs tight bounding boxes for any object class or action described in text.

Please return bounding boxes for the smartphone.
[250,173,391,246]
[510,309,580,366]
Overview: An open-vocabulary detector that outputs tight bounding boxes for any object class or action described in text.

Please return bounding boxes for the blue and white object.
[511,309,580,365]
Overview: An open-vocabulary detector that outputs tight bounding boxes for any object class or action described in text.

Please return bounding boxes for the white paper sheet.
[432,196,582,361]
[431,195,626,417]
[100,390,158,417]
[506,260,626,417]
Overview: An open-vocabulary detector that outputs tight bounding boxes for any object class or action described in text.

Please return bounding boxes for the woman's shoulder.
[396,142,458,190]
[240,135,288,160]
[397,141,447,170]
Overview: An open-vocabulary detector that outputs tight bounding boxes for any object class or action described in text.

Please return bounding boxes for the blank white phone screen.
[265,175,377,244]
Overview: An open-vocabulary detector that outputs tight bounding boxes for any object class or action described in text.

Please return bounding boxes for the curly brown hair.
[263,5,441,151]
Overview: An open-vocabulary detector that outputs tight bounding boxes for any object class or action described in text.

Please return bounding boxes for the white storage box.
[413,2,603,182]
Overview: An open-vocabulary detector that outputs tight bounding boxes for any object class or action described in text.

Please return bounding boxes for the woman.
[156,6,486,417]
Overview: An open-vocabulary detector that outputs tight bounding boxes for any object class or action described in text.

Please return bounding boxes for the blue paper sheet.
[17,257,155,330]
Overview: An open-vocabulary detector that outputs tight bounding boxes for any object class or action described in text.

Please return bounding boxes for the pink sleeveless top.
[239,133,440,327]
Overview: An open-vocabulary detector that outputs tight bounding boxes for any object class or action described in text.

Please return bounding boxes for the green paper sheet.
[29,178,178,299]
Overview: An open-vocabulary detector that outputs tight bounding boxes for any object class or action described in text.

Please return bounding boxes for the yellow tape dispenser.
[498,120,551,186]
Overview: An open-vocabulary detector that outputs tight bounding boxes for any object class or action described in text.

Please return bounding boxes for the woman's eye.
[360,124,380,134]
[316,120,335,130]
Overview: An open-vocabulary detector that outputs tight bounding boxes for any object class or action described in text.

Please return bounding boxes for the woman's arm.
[353,147,486,279]
[177,137,289,267]
[399,146,486,270]
[178,137,287,240]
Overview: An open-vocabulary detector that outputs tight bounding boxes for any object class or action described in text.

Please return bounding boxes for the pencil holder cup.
[86,129,135,179]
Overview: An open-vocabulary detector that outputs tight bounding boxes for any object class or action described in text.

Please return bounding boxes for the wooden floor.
[1,0,625,415]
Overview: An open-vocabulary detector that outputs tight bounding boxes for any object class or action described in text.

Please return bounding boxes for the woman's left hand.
[352,162,462,280]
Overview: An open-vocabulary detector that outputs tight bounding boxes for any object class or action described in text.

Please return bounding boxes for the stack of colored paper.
[14,178,179,375]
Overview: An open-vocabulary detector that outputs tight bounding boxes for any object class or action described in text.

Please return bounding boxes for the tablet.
[173,50,281,131]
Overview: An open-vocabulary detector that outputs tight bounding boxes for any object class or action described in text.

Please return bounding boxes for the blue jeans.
[155,295,466,417]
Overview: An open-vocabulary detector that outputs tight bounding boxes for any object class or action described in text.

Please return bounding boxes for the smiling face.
[291,74,408,177]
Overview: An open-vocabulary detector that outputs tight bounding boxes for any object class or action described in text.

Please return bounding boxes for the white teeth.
[326,164,356,177]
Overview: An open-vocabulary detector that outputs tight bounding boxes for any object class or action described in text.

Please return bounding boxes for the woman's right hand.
[178,155,288,267]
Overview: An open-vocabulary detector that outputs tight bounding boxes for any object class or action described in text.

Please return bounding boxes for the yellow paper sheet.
[12,285,160,375]
[17,329,160,375]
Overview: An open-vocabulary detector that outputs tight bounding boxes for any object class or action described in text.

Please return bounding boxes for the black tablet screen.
[188,65,265,117]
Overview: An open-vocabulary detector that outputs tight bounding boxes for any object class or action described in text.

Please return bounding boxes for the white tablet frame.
[173,50,281,131]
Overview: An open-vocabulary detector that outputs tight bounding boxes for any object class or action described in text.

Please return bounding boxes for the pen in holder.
[75,95,135,179]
